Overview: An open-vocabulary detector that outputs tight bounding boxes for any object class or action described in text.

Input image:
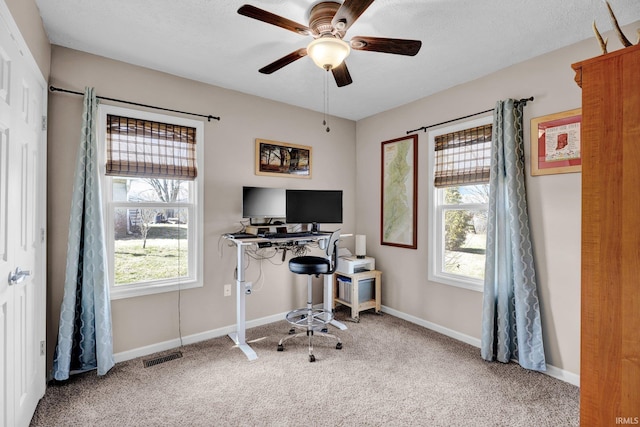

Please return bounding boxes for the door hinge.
[40,340,45,356]
[41,227,45,243]
[41,115,47,131]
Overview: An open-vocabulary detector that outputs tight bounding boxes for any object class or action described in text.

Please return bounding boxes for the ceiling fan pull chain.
[324,69,330,132]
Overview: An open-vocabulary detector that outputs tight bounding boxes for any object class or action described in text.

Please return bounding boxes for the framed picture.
[381,134,418,249]
[530,108,582,176]
[255,138,311,178]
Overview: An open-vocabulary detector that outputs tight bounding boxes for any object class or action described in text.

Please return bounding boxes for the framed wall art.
[381,134,418,249]
[530,108,582,176]
[255,138,311,178]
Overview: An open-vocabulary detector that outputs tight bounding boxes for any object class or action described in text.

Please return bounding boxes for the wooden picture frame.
[381,134,418,249]
[255,138,311,178]
[530,108,582,176]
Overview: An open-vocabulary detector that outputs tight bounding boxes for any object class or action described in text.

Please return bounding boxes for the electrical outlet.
[223,284,232,297]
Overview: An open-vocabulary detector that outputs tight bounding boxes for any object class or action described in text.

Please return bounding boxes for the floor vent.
[143,351,183,368]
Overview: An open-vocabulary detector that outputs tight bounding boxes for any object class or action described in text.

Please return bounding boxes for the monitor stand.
[249,218,273,226]
[310,222,319,234]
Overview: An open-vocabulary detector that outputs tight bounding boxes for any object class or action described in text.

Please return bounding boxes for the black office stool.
[277,230,342,362]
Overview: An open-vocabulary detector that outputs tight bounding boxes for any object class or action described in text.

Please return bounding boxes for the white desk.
[225,233,347,360]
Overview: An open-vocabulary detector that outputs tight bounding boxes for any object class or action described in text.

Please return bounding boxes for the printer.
[336,253,375,274]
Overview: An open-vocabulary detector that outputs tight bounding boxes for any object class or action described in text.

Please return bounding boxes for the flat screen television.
[286,189,343,232]
[242,186,286,222]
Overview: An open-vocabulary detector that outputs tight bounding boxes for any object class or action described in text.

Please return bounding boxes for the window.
[98,105,204,299]
[428,116,491,292]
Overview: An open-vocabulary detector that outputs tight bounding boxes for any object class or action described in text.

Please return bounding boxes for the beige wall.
[355,25,638,376]
[5,0,50,78]
[47,45,357,370]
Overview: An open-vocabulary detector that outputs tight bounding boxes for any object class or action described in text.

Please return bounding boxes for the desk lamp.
[355,234,366,259]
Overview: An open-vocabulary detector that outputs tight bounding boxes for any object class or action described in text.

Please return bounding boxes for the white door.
[0,3,47,426]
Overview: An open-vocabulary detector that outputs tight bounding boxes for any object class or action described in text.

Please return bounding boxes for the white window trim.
[427,115,491,293]
[97,104,204,300]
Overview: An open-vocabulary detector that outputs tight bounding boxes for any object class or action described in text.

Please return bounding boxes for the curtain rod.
[49,86,221,122]
[406,96,533,135]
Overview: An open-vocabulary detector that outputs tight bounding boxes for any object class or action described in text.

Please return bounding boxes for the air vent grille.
[143,351,183,368]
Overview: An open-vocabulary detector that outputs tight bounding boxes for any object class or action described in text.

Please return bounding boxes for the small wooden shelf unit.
[333,270,381,322]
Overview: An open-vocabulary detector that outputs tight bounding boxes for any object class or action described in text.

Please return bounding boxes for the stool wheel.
[336,342,343,350]
[309,354,316,363]
[277,344,284,352]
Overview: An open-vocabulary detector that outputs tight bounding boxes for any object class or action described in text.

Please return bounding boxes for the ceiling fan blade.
[332,62,353,87]
[258,48,308,74]
[238,5,313,36]
[350,36,422,56]
[331,0,375,34]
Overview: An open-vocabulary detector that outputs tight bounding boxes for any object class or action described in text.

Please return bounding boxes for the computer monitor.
[242,186,286,223]
[285,189,343,232]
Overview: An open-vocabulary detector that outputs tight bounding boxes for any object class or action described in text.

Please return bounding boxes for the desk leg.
[228,243,258,361]
[325,273,347,331]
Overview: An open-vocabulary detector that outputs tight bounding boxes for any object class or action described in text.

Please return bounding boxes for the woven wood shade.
[106,114,197,180]
[434,124,492,187]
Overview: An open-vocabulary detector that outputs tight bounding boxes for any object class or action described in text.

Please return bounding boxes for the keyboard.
[225,232,259,239]
[260,232,316,239]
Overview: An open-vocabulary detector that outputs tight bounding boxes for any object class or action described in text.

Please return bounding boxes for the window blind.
[434,123,492,187]
[106,114,197,180]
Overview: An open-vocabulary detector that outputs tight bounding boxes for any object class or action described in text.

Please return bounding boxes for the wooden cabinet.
[572,44,640,425]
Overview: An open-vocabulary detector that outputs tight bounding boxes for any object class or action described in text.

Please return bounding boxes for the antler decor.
[605,0,633,47]
[592,0,638,54]
[593,21,608,54]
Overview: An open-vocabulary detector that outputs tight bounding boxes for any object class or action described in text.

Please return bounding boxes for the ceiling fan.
[237,0,422,87]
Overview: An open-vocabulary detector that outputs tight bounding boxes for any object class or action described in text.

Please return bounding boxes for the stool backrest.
[326,229,341,274]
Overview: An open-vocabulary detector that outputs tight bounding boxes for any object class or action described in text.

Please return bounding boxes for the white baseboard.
[113,311,289,364]
[380,305,580,387]
[114,305,580,387]
[381,305,481,347]
[543,364,580,386]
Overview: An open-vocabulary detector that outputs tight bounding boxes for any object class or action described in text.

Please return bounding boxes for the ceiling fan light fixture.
[307,37,350,70]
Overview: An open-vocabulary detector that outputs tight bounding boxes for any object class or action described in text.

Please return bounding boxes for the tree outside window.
[441,184,488,281]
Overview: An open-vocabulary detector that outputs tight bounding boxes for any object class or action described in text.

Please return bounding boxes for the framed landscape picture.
[530,108,582,176]
[255,139,311,178]
[381,134,418,249]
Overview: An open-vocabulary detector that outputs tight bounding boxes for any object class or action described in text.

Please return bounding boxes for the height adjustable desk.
[224,232,347,360]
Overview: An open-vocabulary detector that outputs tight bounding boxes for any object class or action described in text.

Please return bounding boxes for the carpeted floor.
[30,311,579,426]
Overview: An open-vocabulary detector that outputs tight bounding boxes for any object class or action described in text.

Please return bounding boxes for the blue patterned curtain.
[481,99,546,371]
[53,87,114,380]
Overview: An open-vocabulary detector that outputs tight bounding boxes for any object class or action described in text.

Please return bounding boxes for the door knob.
[8,267,31,285]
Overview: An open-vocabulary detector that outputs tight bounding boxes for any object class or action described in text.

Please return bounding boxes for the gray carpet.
[30,311,579,426]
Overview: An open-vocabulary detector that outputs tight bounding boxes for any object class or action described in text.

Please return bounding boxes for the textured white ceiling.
[35,0,640,120]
